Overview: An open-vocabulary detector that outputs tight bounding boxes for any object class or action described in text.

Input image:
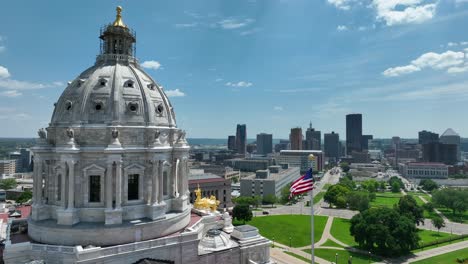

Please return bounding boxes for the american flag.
[289,168,315,198]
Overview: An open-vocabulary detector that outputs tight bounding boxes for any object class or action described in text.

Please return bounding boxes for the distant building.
[439,128,461,161]
[0,160,16,176]
[256,133,273,155]
[361,135,373,151]
[9,149,32,173]
[368,150,382,160]
[401,162,448,179]
[422,142,457,165]
[224,158,275,172]
[189,172,232,209]
[350,151,370,163]
[324,131,340,162]
[346,114,362,155]
[277,150,324,173]
[290,127,303,150]
[305,122,321,150]
[240,166,300,198]
[274,140,289,153]
[227,135,236,151]
[235,124,247,154]
[418,130,439,145]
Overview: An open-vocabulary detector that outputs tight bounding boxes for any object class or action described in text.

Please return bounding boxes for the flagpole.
[311,186,315,264]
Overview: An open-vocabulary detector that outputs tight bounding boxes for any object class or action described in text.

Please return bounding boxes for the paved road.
[394,240,468,263]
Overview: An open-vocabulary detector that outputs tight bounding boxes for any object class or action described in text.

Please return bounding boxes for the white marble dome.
[28,7,191,247]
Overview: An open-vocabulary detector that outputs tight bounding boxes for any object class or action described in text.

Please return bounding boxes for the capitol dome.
[28,7,191,246]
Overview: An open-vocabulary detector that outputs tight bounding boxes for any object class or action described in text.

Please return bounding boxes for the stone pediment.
[82,164,106,172]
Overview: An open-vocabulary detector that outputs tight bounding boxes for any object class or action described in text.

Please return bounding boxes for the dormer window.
[155,103,164,115]
[147,83,155,90]
[65,101,73,111]
[124,80,134,88]
[99,78,108,86]
[77,79,86,87]
[94,101,104,111]
[127,102,138,112]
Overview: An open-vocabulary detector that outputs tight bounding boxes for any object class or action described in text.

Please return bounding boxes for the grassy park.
[370,192,403,208]
[313,191,325,204]
[304,249,382,264]
[330,217,358,246]
[246,215,328,247]
[436,208,468,224]
[411,247,468,264]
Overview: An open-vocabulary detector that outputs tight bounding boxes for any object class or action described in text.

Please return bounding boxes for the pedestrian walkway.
[394,240,468,263]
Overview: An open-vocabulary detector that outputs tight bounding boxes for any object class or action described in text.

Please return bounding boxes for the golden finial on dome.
[113,6,127,28]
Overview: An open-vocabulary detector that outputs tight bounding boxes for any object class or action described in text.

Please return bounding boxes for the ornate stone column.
[67,160,76,210]
[146,159,166,220]
[115,160,122,209]
[151,160,158,205]
[57,159,79,225]
[106,162,113,209]
[31,157,48,221]
[60,167,66,208]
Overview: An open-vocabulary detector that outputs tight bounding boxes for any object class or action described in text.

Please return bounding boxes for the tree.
[262,194,277,207]
[388,176,403,192]
[16,190,32,204]
[350,207,420,256]
[232,204,253,224]
[0,178,17,190]
[233,196,254,206]
[379,181,387,191]
[419,179,438,192]
[398,195,424,225]
[280,183,292,204]
[340,162,350,173]
[347,192,370,212]
[431,216,445,234]
[432,188,468,216]
[339,176,356,190]
[324,184,351,208]
[361,179,379,193]
[391,182,400,193]
[422,202,434,213]
[253,195,262,208]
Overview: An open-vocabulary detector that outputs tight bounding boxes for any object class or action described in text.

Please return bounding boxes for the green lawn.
[313,192,325,205]
[411,247,468,264]
[330,218,357,246]
[246,215,327,247]
[370,192,403,208]
[321,239,344,248]
[436,208,468,224]
[304,249,382,264]
[322,183,332,190]
[418,229,458,245]
[285,251,310,263]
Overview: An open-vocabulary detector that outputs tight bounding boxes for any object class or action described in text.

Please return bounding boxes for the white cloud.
[0,90,22,97]
[337,25,348,31]
[0,65,10,79]
[141,60,162,70]
[383,65,421,77]
[383,50,466,77]
[225,81,253,87]
[273,106,284,111]
[165,89,186,97]
[175,23,198,28]
[240,27,261,36]
[327,0,354,10]
[373,0,437,26]
[215,78,223,82]
[218,18,254,29]
[0,79,63,90]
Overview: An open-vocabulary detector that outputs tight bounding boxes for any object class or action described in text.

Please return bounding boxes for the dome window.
[77,79,86,87]
[147,83,155,90]
[155,103,164,115]
[65,101,73,111]
[94,101,104,111]
[99,78,108,86]
[128,102,138,112]
[124,80,135,88]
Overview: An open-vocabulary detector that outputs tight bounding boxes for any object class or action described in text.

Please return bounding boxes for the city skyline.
[1,1,468,138]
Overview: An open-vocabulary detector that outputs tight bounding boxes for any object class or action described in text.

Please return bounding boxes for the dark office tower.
[418,130,439,145]
[227,136,236,151]
[305,122,321,150]
[362,135,373,150]
[256,133,273,155]
[346,114,362,155]
[236,124,247,154]
[290,127,303,150]
[324,131,340,162]
[422,142,457,165]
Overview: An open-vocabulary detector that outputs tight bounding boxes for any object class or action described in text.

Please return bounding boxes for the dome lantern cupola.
[98,6,136,62]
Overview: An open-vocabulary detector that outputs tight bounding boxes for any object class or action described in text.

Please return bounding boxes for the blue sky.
[1,0,468,139]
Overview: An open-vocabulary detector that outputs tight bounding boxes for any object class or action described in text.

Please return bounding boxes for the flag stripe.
[289,168,315,198]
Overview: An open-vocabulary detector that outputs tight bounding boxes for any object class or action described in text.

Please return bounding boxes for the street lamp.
[289,236,292,249]
[272,236,275,248]
[368,251,371,263]
[335,253,338,264]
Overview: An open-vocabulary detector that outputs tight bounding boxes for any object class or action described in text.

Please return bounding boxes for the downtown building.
[256,133,273,155]
[277,150,324,173]
[401,162,449,179]
[289,127,303,150]
[235,124,247,154]
[346,114,362,155]
[304,122,321,150]
[324,131,340,162]
[240,165,300,198]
